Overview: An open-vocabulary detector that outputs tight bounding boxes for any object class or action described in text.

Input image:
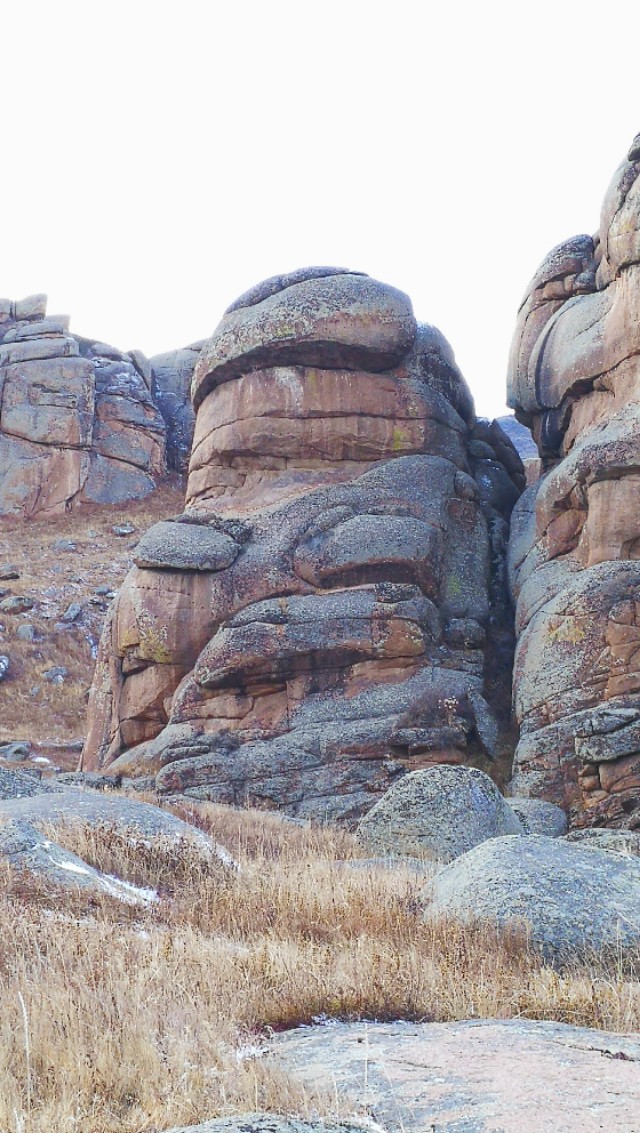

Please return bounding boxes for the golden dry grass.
[0,801,637,1132]
[0,479,185,751]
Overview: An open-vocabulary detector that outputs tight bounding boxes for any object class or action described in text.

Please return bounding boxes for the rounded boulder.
[356,764,523,862]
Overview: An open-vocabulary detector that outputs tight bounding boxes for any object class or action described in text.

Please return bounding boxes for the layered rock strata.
[82,268,523,823]
[0,296,200,516]
[508,134,640,828]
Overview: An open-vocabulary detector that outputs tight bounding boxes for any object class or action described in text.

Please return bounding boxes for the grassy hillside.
[2,801,638,1132]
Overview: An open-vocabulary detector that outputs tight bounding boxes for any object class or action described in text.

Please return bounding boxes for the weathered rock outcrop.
[0,296,200,516]
[82,268,523,824]
[508,135,640,829]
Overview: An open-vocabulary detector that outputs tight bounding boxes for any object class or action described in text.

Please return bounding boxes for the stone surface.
[274,1018,640,1133]
[422,834,640,963]
[163,1117,376,1133]
[565,827,640,855]
[356,765,523,861]
[82,269,523,824]
[507,796,567,836]
[0,766,57,798]
[150,345,201,471]
[507,136,640,829]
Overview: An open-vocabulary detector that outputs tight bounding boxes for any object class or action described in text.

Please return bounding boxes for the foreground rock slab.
[274,1019,640,1133]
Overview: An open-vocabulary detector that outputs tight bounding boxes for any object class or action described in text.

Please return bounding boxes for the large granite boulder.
[356,765,524,861]
[0,297,202,517]
[82,268,524,824]
[422,834,640,964]
[507,135,640,829]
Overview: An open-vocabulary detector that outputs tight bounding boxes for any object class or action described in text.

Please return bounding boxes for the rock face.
[507,135,640,829]
[274,1019,640,1133]
[0,296,200,516]
[81,268,524,824]
[356,765,524,861]
[422,834,640,964]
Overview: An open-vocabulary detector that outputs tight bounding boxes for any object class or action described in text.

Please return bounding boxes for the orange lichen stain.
[546,616,587,645]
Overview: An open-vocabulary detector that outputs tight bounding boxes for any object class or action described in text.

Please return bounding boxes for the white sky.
[1,1,638,418]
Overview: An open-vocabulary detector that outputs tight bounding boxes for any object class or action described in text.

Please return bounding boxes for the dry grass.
[0,801,637,1132]
[0,479,185,750]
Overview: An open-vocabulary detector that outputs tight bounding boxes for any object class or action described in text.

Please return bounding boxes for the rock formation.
[81,267,524,824]
[508,133,640,829]
[0,295,200,517]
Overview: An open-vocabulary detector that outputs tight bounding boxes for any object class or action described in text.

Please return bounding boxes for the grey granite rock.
[357,765,523,862]
[134,520,241,571]
[422,834,640,963]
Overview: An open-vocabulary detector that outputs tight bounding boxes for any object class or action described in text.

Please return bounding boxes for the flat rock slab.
[134,520,240,571]
[274,1019,640,1133]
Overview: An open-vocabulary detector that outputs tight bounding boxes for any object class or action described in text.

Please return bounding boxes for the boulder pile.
[81,268,524,823]
[508,133,640,829]
[0,295,200,517]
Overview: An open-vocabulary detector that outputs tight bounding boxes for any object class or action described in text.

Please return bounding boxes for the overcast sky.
[1,1,638,418]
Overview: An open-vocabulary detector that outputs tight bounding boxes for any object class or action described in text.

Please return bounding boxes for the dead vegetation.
[0,479,184,751]
[0,800,638,1132]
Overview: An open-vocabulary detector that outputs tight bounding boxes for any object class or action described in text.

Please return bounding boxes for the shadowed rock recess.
[81,268,524,822]
[508,133,640,829]
[0,295,199,516]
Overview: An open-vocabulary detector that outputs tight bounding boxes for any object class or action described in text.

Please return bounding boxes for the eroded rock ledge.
[82,267,523,824]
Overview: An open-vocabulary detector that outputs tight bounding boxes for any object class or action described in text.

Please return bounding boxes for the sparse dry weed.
[0,803,637,1131]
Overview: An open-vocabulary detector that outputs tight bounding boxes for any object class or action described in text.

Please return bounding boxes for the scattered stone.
[112,522,136,536]
[507,797,567,837]
[61,602,83,623]
[55,771,122,791]
[422,834,640,964]
[0,595,34,614]
[52,539,76,553]
[0,655,8,680]
[134,520,240,571]
[43,666,69,684]
[0,565,19,580]
[94,584,113,595]
[0,789,237,871]
[16,624,39,642]
[357,766,523,862]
